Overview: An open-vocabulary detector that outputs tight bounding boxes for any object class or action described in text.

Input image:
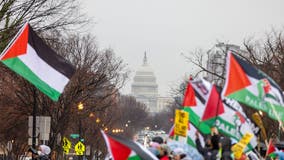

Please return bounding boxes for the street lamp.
[77,102,84,160]
[77,103,84,137]
[95,118,101,124]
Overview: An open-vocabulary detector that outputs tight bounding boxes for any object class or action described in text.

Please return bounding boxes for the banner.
[231,133,254,159]
[174,109,189,137]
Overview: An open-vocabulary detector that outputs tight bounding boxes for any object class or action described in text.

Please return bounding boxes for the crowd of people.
[146,127,263,160]
[25,128,284,160]
[147,136,192,160]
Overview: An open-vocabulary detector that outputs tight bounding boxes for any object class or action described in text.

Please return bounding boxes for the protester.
[195,131,219,160]
[158,144,171,160]
[172,147,192,160]
[219,136,233,160]
[235,153,249,160]
[29,144,51,160]
[148,142,160,158]
[273,151,284,160]
[152,136,164,144]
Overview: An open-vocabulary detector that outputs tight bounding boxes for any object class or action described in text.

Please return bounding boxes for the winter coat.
[220,136,233,160]
[195,138,218,160]
[36,155,50,160]
[159,155,170,160]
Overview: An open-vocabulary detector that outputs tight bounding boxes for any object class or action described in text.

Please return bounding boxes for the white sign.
[28,116,51,141]
[28,128,39,137]
[39,117,51,140]
[28,116,40,128]
[28,138,38,145]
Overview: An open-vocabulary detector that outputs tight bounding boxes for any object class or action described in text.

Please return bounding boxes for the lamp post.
[78,102,84,160]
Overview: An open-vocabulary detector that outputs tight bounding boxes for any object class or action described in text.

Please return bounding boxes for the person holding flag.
[195,131,219,160]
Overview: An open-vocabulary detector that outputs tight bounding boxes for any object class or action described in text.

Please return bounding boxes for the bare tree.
[0,0,89,50]
[0,33,129,159]
[182,30,284,140]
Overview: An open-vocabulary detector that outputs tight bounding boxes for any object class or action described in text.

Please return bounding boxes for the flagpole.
[32,88,37,160]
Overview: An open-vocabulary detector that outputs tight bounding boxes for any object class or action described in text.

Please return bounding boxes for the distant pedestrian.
[172,148,192,160]
[219,136,233,160]
[152,136,164,144]
[37,145,51,160]
[29,144,51,160]
[158,144,171,160]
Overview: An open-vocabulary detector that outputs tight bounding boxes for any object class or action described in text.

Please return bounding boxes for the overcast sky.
[82,0,284,96]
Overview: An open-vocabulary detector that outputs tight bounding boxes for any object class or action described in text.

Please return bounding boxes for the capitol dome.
[131,52,158,112]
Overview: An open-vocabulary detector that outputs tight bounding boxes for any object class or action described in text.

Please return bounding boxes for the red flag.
[202,85,224,121]
[101,130,158,160]
[102,132,131,160]
[266,139,277,156]
[222,51,251,96]
[183,79,197,107]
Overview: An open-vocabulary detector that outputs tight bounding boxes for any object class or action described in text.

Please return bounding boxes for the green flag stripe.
[2,57,61,101]
[187,136,196,147]
[183,107,211,134]
[128,155,142,160]
[183,108,254,151]
[228,88,284,121]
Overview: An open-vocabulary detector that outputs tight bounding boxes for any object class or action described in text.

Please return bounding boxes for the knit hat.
[39,145,51,155]
[173,147,185,155]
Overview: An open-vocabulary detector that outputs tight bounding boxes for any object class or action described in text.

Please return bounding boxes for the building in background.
[206,42,245,86]
[157,97,173,112]
[131,53,173,113]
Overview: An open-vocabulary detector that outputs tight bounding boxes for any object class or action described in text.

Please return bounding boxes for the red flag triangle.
[102,132,131,160]
[223,52,251,96]
[1,23,29,60]
[183,80,197,107]
[202,85,224,121]
[266,139,277,156]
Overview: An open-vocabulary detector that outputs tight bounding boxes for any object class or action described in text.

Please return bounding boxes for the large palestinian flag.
[184,78,258,149]
[222,51,284,121]
[101,131,158,160]
[0,23,75,101]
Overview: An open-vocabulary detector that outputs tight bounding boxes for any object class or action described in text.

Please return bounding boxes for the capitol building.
[131,53,173,113]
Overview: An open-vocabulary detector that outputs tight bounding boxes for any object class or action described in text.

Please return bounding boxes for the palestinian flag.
[266,139,278,157]
[101,131,158,160]
[0,23,75,101]
[222,51,284,121]
[183,77,197,107]
[184,78,258,150]
[189,78,224,123]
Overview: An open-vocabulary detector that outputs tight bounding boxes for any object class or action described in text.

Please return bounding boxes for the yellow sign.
[75,141,85,155]
[231,133,253,159]
[174,109,189,137]
[62,137,71,154]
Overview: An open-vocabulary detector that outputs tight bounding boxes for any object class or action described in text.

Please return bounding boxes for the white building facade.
[131,53,158,113]
[131,53,173,113]
[206,42,245,86]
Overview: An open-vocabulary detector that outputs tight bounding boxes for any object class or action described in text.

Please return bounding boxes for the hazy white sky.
[82,0,284,96]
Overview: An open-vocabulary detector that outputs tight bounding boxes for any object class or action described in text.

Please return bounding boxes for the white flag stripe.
[19,44,70,93]
[188,124,205,147]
